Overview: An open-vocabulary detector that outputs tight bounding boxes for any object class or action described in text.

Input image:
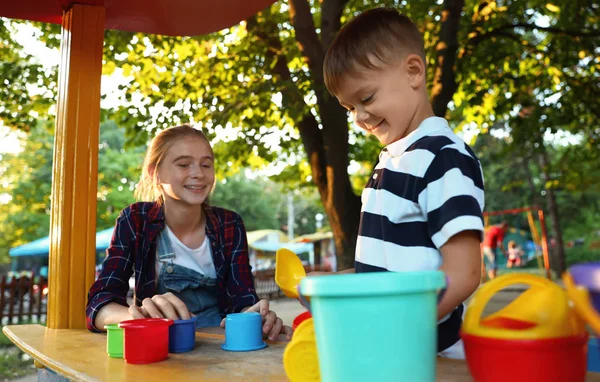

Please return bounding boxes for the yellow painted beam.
[47,4,105,329]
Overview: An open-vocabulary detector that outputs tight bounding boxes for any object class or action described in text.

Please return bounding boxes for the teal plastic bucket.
[300,271,445,382]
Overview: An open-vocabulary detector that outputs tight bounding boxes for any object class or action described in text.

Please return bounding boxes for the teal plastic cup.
[300,271,445,382]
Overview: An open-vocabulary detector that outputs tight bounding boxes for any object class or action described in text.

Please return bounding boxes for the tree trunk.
[431,0,465,117]
[522,154,543,207]
[287,0,361,270]
[249,0,360,270]
[538,148,566,274]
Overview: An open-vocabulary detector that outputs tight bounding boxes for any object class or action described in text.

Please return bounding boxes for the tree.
[0,120,144,263]
[210,174,283,231]
[1,1,598,270]
[96,120,146,228]
[0,20,59,131]
[473,126,600,272]
[0,121,54,262]
[211,172,329,234]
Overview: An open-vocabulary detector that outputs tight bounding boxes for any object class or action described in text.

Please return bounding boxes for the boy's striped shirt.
[355,117,485,273]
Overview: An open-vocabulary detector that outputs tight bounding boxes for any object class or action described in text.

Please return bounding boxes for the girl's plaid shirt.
[86,202,259,332]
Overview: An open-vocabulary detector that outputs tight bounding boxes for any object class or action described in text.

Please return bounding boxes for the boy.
[322,8,485,358]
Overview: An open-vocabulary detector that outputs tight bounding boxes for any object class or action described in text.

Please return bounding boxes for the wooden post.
[27,277,34,322]
[36,278,44,323]
[17,277,26,323]
[47,4,105,329]
[0,275,5,323]
[8,278,16,324]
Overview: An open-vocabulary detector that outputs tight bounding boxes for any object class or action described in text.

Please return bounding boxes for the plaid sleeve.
[225,213,259,312]
[86,207,136,332]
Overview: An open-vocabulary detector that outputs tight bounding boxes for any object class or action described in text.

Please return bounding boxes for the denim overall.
[155,229,223,328]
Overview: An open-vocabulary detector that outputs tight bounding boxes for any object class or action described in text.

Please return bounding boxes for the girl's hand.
[129,292,192,320]
[220,299,293,341]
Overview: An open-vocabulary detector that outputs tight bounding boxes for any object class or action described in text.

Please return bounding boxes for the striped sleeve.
[418,143,485,248]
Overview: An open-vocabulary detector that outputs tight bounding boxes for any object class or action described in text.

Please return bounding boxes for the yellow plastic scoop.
[275,248,306,298]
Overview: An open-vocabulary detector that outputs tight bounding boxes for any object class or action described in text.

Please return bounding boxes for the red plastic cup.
[292,311,312,330]
[119,318,173,364]
[461,331,588,382]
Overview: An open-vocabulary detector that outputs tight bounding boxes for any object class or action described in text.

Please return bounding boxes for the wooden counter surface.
[3,324,599,381]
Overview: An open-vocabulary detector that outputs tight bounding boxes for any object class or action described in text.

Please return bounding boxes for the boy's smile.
[335,55,430,146]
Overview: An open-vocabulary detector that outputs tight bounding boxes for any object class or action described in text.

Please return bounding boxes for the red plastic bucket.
[119,318,173,364]
[461,331,588,382]
[292,311,312,330]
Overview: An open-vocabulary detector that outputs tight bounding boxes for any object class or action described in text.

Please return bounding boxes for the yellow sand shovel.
[275,248,307,299]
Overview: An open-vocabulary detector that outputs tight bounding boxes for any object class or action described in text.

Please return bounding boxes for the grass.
[0,329,15,348]
[0,350,35,380]
[0,321,41,380]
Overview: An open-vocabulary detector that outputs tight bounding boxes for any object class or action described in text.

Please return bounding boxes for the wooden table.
[3,324,600,381]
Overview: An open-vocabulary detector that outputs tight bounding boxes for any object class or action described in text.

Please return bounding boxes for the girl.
[86,124,292,341]
[506,240,525,268]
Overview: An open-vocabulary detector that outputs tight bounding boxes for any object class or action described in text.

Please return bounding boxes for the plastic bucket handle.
[462,273,553,337]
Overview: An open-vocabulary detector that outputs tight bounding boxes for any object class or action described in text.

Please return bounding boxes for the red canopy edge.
[0,0,275,36]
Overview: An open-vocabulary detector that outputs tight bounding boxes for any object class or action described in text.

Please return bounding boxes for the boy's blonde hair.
[508,240,517,249]
[323,7,426,95]
[135,124,213,203]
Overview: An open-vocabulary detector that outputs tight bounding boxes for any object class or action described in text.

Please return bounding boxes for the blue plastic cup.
[300,271,445,382]
[221,312,267,352]
[169,318,196,353]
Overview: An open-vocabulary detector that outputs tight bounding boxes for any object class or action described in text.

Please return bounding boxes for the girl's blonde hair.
[508,240,517,249]
[135,124,213,203]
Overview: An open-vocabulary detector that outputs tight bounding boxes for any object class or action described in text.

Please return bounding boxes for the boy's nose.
[354,109,370,125]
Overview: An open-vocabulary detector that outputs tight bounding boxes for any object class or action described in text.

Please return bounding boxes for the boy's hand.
[220,299,293,341]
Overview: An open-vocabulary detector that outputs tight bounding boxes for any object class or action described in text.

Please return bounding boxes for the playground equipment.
[483,207,551,279]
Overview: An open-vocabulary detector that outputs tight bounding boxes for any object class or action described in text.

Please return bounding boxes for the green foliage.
[0,19,59,131]
[0,350,34,380]
[211,172,328,235]
[0,121,144,262]
[0,121,54,263]
[0,1,598,265]
[96,120,146,228]
[210,174,283,231]
[565,245,600,268]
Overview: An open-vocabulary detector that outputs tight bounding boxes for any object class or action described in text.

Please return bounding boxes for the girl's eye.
[177,163,190,168]
[202,164,213,169]
[361,95,373,104]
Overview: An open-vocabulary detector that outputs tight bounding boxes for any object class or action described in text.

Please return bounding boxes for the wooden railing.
[253,265,325,300]
[0,275,47,324]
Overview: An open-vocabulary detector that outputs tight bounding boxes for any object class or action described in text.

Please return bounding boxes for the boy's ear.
[405,54,426,89]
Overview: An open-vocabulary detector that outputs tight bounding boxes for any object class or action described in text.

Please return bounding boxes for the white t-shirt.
[155,226,217,279]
